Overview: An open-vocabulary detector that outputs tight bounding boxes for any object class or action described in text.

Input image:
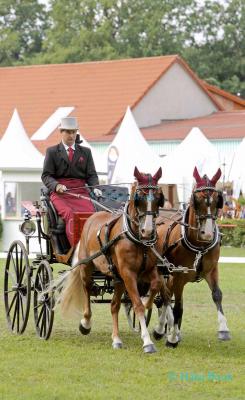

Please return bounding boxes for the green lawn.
[220,246,245,257]
[0,260,244,400]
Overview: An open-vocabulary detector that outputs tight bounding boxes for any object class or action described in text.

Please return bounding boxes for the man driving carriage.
[41,117,102,246]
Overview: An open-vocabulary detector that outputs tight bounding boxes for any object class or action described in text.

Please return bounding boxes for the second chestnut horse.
[154,167,231,347]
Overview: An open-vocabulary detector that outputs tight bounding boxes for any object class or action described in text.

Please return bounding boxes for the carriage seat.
[40,185,129,254]
[93,185,129,211]
[41,185,129,229]
[40,186,66,234]
[40,186,70,255]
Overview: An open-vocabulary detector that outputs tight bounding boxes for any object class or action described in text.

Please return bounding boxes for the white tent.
[160,127,221,203]
[105,107,161,184]
[0,109,45,252]
[228,137,245,198]
[0,109,44,169]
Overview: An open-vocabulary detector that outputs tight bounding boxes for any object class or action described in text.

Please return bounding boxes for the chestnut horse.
[153,167,231,347]
[59,167,167,353]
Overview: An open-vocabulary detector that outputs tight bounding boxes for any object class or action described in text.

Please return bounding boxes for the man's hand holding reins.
[56,184,67,193]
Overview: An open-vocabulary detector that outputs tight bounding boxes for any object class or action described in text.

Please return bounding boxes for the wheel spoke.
[34,260,54,339]
[37,271,45,292]
[4,289,17,294]
[7,292,17,315]
[6,269,17,285]
[17,295,20,332]
[40,309,46,337]
[18,264,26,285]
[14,246,20,280]
[4,241,31,335]
[12,297,18,330]
[37,306,44,327]
[19,293,25,321]
[10,253,18,279]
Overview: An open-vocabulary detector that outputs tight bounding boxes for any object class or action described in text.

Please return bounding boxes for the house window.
[4,182,17,218]
[4,182,41,219]
[20,182,41,217]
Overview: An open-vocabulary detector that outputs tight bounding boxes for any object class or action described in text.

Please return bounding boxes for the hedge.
[218,218,245,247]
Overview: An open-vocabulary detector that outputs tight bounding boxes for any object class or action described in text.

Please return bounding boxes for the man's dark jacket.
[42,142,99,192]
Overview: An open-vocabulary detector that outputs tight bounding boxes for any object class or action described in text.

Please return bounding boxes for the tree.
[0,0,244,98]
[182,0,245,97]
[39,0,200,63]
[0,0,48,65]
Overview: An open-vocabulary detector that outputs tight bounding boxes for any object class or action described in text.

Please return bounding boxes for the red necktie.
[68,147,74,162]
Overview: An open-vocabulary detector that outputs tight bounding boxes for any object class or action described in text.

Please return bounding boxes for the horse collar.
[181,206,220,255]
[123,202,157,246]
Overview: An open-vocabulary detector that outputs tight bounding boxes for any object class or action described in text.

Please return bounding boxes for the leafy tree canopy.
[0,0,244,97]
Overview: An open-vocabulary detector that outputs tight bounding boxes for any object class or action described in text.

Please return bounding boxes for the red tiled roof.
[139,110,245,141]
[203,82,245,109]
[0,55,223,154]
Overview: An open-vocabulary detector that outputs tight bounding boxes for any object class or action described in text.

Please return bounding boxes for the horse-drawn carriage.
[4,166,230,352]
[4,169,168,345]
[4,183,129,337]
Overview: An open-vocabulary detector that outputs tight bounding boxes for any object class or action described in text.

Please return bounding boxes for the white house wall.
[1,170,42,182]
[133,63,218,127]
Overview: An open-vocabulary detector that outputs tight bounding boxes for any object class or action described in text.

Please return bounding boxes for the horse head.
[130,166,164,241]
[192,167,223,242]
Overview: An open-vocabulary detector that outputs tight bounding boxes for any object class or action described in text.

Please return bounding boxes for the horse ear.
[134,166,141,180]
[193,167,202,183]
[152,167,162,183]
[210,168,222,186]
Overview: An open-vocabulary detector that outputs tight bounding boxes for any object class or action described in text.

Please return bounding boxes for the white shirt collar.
[62,141,75,151]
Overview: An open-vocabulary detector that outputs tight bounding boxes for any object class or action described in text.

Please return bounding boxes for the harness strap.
[123,202,157,246]
[71,231,126,271]
[181,206,220,254]
[96,215,123,281]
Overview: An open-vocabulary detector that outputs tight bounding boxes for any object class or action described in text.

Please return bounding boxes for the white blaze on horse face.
[141,189,154,239]
[199,206,214,241]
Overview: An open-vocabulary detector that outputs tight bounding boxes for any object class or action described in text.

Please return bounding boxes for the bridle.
[135,184,161,219]
[192,186,223,225]
[124,182,162,246]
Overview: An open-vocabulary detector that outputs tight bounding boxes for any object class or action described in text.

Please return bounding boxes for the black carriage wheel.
[4,240,31,334]
[33,260,54,340]
[124,302,152,332]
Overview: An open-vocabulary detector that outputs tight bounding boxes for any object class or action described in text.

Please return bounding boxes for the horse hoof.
[166,340,178,348]
[112,342,123,349]
[153,329,164,341]
[143,344,157,354]
[79,323,91,335]
[218,331,231,341]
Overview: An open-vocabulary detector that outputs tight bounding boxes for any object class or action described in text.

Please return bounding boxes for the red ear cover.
[210,168,222,186]
[152,167,162,184]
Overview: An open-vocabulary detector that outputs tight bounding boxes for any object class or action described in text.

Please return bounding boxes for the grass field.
[220,246,245,257]
[0,259,245,400]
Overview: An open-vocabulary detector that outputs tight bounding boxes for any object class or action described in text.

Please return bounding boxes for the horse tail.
[59,267,84,319]
[59,244,86,319]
